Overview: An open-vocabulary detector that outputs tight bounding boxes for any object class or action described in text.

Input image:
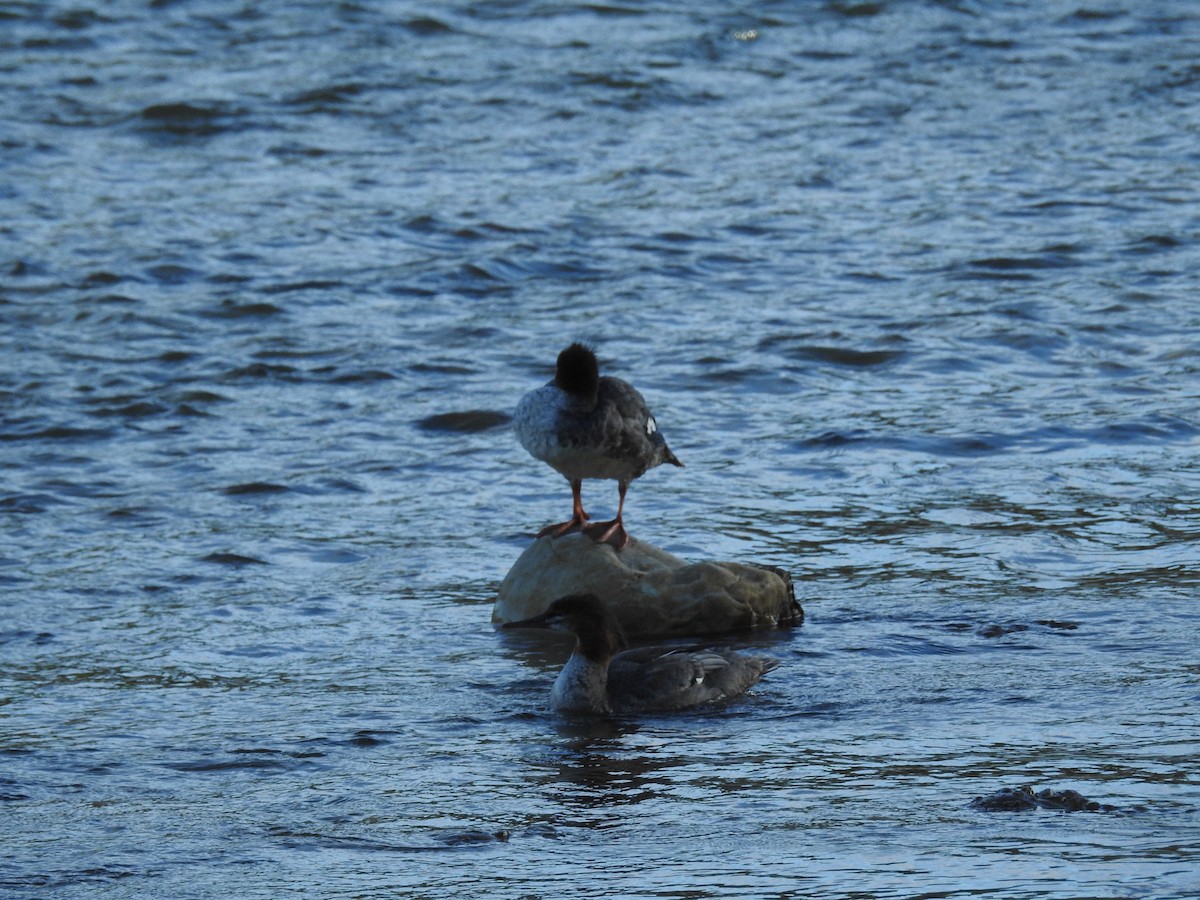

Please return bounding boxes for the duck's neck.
[550,649,611,714]
[548,618,626,715]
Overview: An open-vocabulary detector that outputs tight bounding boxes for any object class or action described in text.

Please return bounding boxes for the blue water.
[3,1,1199,897]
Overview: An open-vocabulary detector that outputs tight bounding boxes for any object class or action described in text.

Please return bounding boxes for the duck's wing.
[594,377,679,472]
[608,646,775,711]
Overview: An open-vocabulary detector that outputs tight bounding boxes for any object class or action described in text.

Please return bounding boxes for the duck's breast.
[549,652,611,714]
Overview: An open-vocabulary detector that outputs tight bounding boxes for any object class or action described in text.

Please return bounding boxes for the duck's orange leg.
[537,479,589,538]
[583,481,629,550]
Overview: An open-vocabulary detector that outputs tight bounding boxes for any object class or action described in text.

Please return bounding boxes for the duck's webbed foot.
[537,479,590,539]
[537,514,588,539]
[582,518,628,551]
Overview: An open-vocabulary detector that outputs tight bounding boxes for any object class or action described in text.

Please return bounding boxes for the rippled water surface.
[3,1,1200,897]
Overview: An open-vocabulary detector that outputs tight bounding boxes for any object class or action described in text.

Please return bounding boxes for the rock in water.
[970,785,1114,813]
[492,533,802,637]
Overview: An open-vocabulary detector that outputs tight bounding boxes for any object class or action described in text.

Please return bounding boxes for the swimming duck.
[504,593,778,714]
[513,343,683,550]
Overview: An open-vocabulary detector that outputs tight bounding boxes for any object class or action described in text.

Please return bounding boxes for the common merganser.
[504,593,778,714]
[513,343,683,550]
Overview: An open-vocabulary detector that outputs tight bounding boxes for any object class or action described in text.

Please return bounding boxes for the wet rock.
[492,532,802,637]
[970,785,1112,812]
[1035,788,1106,811]
[434,828,510,846]
[978,623,1029,639]
[970,785,1039,811]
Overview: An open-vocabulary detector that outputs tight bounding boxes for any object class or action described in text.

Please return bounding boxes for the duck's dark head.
[503,592,627,657]
[554,343,600,405]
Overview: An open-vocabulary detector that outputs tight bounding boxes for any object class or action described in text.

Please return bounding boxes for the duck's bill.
[502,611,552,630]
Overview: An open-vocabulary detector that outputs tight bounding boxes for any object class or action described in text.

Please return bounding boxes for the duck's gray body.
[550,643,779,715]
[513,343,682,549]
[513,376,677,485]
[507,594,778,715]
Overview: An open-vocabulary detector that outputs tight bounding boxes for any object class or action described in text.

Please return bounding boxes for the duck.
[513,343,683,550]
[504,593,778,715]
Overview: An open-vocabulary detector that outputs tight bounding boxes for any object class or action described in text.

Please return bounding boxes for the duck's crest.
[554,343,600,404]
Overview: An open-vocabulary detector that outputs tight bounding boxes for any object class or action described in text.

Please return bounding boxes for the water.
[3,1,1199,896]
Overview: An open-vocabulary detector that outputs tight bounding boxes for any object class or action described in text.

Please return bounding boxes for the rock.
[970,786,1039,812]
[1034,788,1106,812]
[970,785,1112,813]
[492,532,802,637]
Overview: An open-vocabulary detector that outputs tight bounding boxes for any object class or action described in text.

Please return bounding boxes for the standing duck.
[513,343,682,550]
[504,593,778,714]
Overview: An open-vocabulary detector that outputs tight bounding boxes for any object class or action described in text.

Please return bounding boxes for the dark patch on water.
[792,416,1197,458]
[829,1,886,17]
[87,400,171,419]
[267,142,332,159]
[222,482,289,496]
[266,825,512,853]
[221,363,301,382]
[791,346,904,367]
[285,82,367,110]
[0,425,113,443]
[418,410,512,432]
[1,493,68,513]
[165,748,324,774]
[757,337,904,368]
[0,630,55,647]
[347,730,393,748]
[404,16,455,36]
[793,429,1004,456]
[0,865,145,890]
[330,369,395,384]
[177,389,229,404]
[200,552,268,566]
[136,101,246,138]
[317,477,367,493]
[80,271,122,287]
[201,301,285,319]
[1126,234,1182,254]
